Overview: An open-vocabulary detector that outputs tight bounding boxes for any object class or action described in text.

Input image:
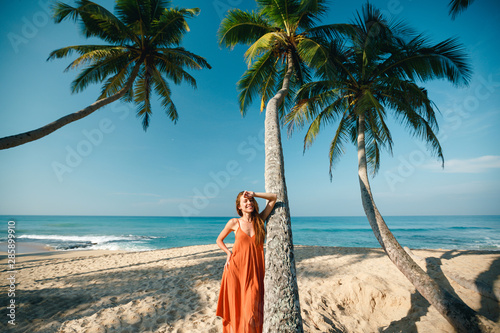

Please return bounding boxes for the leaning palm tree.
[218,0,345,331]
[0,0,210,150]
[448,0,475,19]
[287,4,491,332]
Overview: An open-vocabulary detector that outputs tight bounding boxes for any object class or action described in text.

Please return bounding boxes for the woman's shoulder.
[227,218,239,229]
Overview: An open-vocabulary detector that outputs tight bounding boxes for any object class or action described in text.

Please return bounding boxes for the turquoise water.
[1,215,499,252]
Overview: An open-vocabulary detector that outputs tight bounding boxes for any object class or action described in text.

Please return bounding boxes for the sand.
[0,245,499,333]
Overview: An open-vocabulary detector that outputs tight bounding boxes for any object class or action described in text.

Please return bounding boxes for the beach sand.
[1,245,499,332]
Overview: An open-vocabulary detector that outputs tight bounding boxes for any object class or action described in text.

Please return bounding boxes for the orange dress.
[216,220,265,333]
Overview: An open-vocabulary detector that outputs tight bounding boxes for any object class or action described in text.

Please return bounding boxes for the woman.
[216,190,277,333]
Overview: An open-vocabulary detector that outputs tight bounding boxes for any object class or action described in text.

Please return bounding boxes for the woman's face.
[238,196,255,214]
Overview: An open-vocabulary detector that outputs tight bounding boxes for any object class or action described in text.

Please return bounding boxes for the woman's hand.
[225,252,232,269]
[243,190,255,199]
[254,192,277,221]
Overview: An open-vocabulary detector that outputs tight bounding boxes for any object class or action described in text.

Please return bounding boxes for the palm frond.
[49,0,209,132]
[98,58,135,99]
[156,47,211,70]
[218,9,273,48]
[377,35,472,87]
[371,105,393,155]
[153,53,196,87]
[355,90,384,116]
[259,63,278,112]
[245,32,286,65]
[364,135,381,175]
[388,89,443,165]
[134,66,153,130]
[116,0,151,28]
[306,23,356,41]
[150,7,200,46]
[297,37,329,69]
[63,0,135,43]
[237,50,280,115]
[70,52,137,93]
[320,39,357,87]
[150,65,178,122]
[449,0,475,19]
[328,113,356,179]
[289,2,469,178]
[303,95,349,150]
[295,0,329,30]
[47,44,125,61]
[288,45,311,86]
[363,108,393,174]
[257,0,301,32]
[279,62,310,121]
[420,37,472,86]
[65,47,128,72]
[53,1,80,22]
[382,79,439,131]
[398,110,444,165]
[287,81,344,134]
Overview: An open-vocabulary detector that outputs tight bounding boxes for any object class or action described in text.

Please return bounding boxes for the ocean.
[1,215,499,252]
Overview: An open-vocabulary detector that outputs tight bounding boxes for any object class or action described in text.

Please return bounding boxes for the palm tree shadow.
[294,246,386,333]
[441,250,500,322]
[380,265,434,333]
[294,246,386,279]
[381,254,461,332]
[382,250,500,332]
[0,249,227,333]
[477,256,500,322]
[380,290,430,333]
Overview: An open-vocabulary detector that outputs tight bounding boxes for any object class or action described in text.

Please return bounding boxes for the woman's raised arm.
[243,191,277,221]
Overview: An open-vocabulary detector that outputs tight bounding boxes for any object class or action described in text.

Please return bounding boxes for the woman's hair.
[236,191,266,246]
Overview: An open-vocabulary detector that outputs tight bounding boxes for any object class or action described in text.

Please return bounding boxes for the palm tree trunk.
[356,114,485,333]
[263,54,303,332]
[0,61,143,150]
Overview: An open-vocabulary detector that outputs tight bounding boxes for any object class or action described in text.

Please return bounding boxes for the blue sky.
[0,0,499,217]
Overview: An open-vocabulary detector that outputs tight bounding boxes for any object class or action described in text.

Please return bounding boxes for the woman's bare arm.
[244,191,277,221]
[216,218,238,268]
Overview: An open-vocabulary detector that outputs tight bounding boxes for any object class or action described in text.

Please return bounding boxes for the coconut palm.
[286,4,489,332]
[218,0,346,331]
[449,0,475,19]
[0,0,210,150]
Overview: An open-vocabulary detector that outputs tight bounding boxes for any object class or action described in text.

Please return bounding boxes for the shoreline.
[0,244,499,332]
[0,241,54,254]
[3,215,498,253]
[2,240,499,257]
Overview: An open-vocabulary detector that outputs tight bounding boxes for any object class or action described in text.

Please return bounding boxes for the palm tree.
[448,0,475,19]
[286,4,490,332]
[218,0,344,331]
[0,0,210,150]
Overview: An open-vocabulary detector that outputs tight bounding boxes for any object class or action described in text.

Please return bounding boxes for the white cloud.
[423,155,500,173]
[425,180,493,195]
